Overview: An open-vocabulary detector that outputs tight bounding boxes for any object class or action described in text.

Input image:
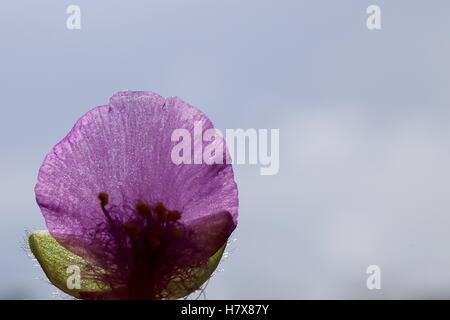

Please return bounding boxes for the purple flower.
[34,91,238,299]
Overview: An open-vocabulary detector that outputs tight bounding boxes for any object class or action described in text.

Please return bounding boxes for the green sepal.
[29,230,226,299]
[28,230,109,298]
[164,243,226,299]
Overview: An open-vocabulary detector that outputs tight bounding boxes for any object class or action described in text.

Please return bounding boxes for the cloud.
[207,103,450,299]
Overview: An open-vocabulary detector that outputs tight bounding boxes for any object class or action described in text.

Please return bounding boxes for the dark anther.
[98,192,109,206]
[154,202,168,220]
[167,210,181,222]
[135,202,151,217]
[98,192,113,222]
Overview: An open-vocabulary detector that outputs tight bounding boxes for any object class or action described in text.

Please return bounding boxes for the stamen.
[135,202,151,217]
[98,192,113,222]
[122,222,142,237]
[98,192,109,206]
[154,202,168,220]
[167,210,181,222]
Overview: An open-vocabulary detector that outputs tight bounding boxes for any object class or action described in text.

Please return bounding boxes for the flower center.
[97,192,184,298]
[98,192,183,248]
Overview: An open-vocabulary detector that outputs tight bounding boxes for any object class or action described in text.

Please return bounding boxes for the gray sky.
[1,0,450,299]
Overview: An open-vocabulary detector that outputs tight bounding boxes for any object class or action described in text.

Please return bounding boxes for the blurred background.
[1,0,450,299]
